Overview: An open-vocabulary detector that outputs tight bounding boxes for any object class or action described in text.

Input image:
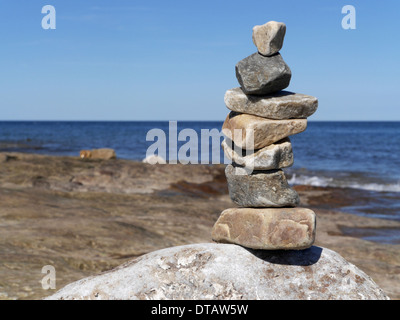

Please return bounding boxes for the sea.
[1,121,400,243]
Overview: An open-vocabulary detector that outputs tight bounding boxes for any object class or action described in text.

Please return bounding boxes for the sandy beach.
[0,152,399,300]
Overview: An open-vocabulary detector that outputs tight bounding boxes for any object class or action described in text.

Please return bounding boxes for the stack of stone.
[212,21,319,250]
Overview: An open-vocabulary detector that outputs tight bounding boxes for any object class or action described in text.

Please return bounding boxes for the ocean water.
[1,121,400,225]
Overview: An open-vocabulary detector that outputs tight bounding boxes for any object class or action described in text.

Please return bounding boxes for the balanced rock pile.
[212,21,319,250]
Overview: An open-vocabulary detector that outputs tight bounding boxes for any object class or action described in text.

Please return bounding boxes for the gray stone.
[222,138,293,170]
[212,207,316,250]
[224,88,318,120]
[44,243,390,300]
[235,52,291,95]
[252,21,286,56]
[225,164,299,208]
[222,112,307,150]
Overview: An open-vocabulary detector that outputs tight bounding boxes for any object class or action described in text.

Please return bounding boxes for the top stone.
[252,21,286,57]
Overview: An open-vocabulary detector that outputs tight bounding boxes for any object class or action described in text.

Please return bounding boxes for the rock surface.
[236,52,291,95]
[225,164,299,207]
[222,112,307,149]
[1,153,399,300]
[45,243,389,300]
[252,21,286,56]
[212,207,316,250]
[225,88,318,120]
[222,138,293,170]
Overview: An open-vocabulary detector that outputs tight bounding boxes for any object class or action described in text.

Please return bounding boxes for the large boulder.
[45,243,389,300]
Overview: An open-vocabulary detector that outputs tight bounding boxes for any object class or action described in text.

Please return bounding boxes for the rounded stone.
[44,243,390,300]
[235,52,291,96]
[252,21,286,57]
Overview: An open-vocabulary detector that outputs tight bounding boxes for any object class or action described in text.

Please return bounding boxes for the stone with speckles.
[44,243,389,300]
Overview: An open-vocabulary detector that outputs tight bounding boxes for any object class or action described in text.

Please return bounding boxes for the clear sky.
[0,0,399,121]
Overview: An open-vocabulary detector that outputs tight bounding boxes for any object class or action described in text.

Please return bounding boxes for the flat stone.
[224,88,318,120]
[212,207,316,250]
[235,52,291,95]
[222,112,307,150]
[44,243,390,300]
[252,21,286,56]
[225,164,299,207]
[80,148,116,160]
[222,138,293,170]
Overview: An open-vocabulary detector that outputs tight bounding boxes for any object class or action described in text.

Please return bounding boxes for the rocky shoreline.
[0,152,399,299]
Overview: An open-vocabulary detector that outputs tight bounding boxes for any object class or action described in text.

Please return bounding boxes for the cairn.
[212,21,319,250]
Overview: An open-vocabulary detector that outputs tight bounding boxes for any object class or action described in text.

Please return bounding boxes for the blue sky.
[0,0,399,121]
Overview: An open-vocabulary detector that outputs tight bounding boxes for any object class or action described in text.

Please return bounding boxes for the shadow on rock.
[247,245,323,266]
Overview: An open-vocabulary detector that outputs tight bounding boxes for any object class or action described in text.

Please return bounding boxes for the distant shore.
[0,152,399,300]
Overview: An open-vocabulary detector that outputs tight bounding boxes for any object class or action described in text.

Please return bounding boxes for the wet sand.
[0,152,399,300]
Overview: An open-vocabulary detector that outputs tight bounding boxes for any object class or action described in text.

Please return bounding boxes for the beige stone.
[224,88,318,120]
[253,21,286,57]
[222,112,307,149]
[212,207,316,250]
[0,154,8,163]
[222,138,293,170]
[252,21,286,56]
[80,148,116,160]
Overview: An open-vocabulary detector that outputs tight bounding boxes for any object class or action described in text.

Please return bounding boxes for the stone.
[235,52,291,95]
[142,154,167,164]
[0,154,8,163]
[222,112,307,150]
[44,243,390,300]
[212,207,316,250]
[80,148,116,160]
[224,88,318,120]
[225,164,299,207]
[252,21,286,56]
[222,138,293,170]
